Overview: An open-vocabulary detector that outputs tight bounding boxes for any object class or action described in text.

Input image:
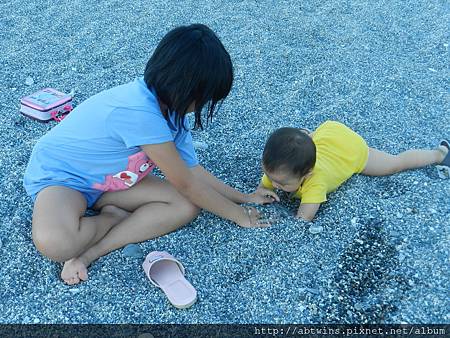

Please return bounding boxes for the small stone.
[33,318,40,323]
[122,244,144,258]
[354,303,363,311]
[351,217,357,225]
[396,212,403,219]
[309,304,318,314]
[305,288,319,295]
[25,77,34,86]
[68,288,80,293]
[308,225,323,234]
[71,67,77,71]
[428,68,437,72]
[192,141,208,150]
[138,334,155,338]
[429,208,436,214]
[390,230,400,237]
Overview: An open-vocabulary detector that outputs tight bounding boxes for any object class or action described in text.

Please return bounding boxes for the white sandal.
[142,251,197,309]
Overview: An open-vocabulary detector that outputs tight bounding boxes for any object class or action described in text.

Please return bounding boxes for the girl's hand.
[238,206,274,228]
[248,187,280,205]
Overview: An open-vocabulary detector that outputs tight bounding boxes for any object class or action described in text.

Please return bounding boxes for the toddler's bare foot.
[61,257,89,285]
[437,145,449,163]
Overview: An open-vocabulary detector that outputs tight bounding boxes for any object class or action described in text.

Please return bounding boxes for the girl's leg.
[61,175,200,284]
[362,146,448,176]
[32,186,129,263]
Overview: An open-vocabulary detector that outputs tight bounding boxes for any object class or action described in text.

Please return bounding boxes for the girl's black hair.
[263,128,316,177]
[144,24,233,129]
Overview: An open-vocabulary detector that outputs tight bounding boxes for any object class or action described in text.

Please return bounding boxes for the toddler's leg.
[362,146,447,176]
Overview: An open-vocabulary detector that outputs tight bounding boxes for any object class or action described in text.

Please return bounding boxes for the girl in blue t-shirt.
[25,24,277,285]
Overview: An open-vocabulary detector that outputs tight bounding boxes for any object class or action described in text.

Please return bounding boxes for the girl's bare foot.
[61,205,130,285]
[61,257,89,285]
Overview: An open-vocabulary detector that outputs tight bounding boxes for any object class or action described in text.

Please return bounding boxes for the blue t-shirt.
[23,77,198,199]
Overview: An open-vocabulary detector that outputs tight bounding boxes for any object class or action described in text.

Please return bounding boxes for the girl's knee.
[31,186,87,261]
[32,217,80,262]
[178,199,200,221]
[33,233,77,263]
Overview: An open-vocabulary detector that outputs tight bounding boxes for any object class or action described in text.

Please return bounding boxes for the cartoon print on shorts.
[92,151,156,192]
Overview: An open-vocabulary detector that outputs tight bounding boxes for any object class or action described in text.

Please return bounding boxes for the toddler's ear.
[304,170,314,178]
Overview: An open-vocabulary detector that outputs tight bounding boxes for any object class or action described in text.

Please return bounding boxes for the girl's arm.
[142,142,267,227]
[190,165,278,204]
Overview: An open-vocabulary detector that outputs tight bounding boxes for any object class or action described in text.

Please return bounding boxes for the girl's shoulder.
[105,78,159,110]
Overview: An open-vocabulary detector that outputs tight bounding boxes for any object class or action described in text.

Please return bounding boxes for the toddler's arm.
[296,203,321,221]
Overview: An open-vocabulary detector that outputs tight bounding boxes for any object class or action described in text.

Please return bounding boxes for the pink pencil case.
[20,88,73,122]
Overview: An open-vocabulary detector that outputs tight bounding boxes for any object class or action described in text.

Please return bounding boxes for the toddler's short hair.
[262,127,316,177]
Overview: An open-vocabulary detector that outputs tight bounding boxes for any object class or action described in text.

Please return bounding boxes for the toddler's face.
[264,167,307,193]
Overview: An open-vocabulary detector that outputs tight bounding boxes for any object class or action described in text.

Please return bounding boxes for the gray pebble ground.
[0,0,449,324]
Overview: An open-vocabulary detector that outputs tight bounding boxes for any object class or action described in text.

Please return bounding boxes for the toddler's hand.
[238,206,274,228]
[248,187,280,205]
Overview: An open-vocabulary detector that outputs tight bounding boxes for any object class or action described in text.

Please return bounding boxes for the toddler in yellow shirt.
[256,120,449,221]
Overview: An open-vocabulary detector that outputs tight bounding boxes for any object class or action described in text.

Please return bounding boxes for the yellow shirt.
[261,121,369,204]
